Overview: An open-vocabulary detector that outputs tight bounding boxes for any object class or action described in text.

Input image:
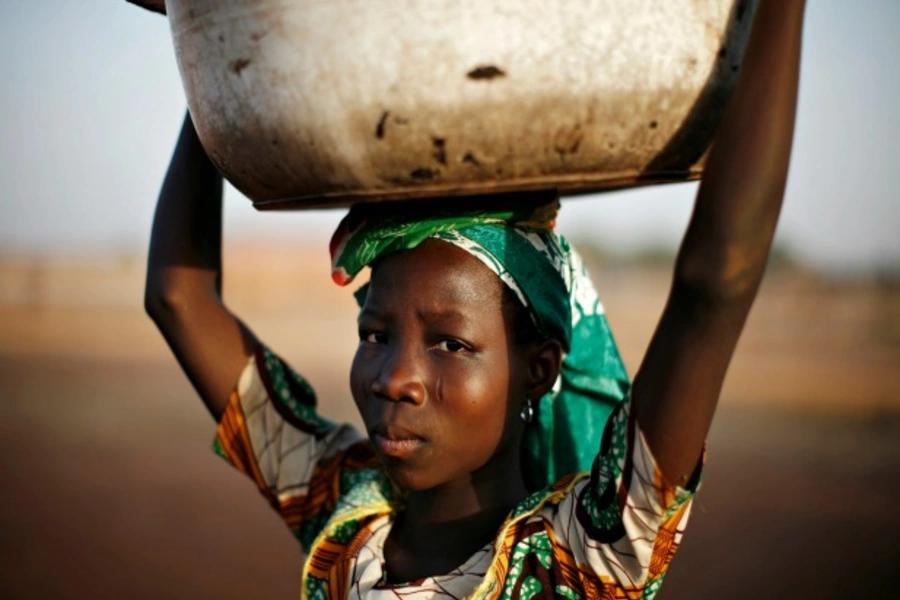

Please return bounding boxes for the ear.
[525,339,563,400]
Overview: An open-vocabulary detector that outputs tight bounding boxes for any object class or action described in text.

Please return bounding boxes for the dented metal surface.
[167,0,758,209]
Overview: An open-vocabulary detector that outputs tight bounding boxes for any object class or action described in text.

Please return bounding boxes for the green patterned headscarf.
[330,192,630,492]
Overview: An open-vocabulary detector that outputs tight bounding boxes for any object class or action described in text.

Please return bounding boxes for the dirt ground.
[1,247,898,599]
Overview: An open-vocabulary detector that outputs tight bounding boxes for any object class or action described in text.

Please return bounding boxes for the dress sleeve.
[550,394,704,595]
[213,344,378,552]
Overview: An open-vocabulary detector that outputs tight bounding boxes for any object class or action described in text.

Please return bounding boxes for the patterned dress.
[215,345,702,600]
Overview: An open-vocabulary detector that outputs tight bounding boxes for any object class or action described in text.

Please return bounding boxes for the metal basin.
[167,0,757,209]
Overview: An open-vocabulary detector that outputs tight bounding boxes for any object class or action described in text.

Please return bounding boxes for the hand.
[125,0,166,16]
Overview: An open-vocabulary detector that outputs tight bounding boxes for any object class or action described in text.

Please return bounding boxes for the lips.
[370,424,425,458]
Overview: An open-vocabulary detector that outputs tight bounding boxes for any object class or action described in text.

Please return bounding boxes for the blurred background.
[0,1,898,598]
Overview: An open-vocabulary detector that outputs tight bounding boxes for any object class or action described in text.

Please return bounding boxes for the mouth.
[370,424,425,459]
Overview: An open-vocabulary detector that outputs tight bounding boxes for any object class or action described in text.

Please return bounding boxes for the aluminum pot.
[166,0,757,209]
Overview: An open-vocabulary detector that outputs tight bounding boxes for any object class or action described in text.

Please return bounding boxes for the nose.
[370,343,426,405]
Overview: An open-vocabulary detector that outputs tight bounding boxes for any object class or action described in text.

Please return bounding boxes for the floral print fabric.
[214,346,701,599]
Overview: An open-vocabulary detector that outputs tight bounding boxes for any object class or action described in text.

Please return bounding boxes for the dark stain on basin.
[375,111,390,139]
[410,167,438,180]
[462,152,481,167]
[467,65,506,80]
[228,58,251,75]
[431,137,447,165]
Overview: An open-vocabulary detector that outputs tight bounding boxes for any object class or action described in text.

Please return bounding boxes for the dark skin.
[352,241,560,580]
[633,0,806,484]
[146,0,805,582]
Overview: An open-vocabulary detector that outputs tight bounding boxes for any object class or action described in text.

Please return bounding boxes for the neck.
[383,445,529,583]
[405,470,527,525]
[397,448,528,541]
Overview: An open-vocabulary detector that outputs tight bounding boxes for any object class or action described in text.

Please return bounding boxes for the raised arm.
[632,0,807,484]
[145,112,257,419]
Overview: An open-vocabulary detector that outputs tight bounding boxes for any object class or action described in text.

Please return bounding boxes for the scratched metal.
[166,0,758,209]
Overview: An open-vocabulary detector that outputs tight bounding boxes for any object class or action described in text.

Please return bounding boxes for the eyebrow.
[357,307,380,322]
[414,308,468,323]
[357,306,469,323]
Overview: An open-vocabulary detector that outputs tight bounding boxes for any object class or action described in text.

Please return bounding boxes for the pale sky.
[1,1,898,275]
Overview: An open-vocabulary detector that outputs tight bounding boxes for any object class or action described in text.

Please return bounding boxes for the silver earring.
[519,397,534,424]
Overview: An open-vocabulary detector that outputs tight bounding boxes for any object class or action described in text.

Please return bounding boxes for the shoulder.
[470,400,703,599]
[241,344,334,435]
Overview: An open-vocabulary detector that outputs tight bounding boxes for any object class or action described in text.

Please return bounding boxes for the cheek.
[434,374,517,477]
[349,346,371,408]
[445,352,531,450]
[439,359,512,430]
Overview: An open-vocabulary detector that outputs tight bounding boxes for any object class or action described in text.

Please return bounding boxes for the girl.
[145,1,805,597]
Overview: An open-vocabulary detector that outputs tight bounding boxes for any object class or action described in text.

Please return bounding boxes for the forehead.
[365,238,506,313]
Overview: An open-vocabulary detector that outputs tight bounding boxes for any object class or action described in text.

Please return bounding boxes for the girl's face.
[350,238,531,492]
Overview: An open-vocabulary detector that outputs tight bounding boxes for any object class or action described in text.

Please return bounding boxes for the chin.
[380,459,445,492]
[382,463,430,492]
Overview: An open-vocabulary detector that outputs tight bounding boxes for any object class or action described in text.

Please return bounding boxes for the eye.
[436,339,468,353]
[360,330,387,345]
